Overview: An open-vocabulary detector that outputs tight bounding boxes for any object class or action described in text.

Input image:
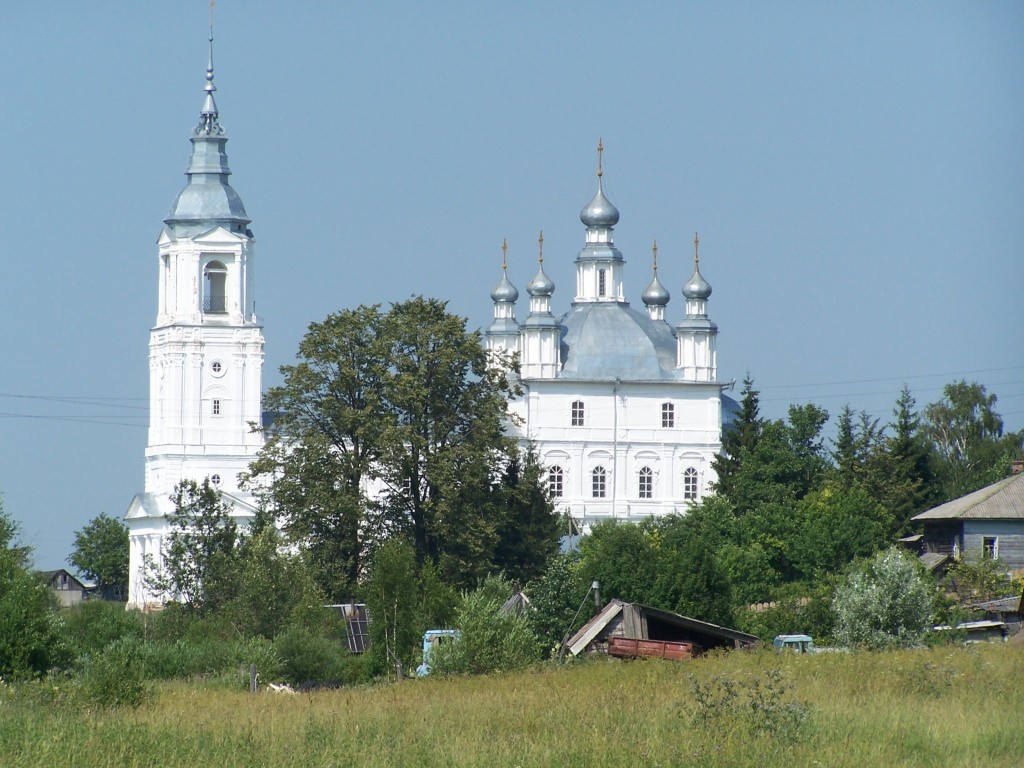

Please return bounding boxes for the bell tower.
[127,18,264,608]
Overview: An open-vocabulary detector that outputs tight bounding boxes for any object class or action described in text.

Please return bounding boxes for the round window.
[210,474,222,487]
[210,360,224,377]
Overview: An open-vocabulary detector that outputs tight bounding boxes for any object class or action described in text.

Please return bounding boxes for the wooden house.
[913,471,1024,571]
[41,568,90,608]
[565,599,758,659]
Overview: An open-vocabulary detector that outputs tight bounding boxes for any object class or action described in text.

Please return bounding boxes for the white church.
[125,43,735,608]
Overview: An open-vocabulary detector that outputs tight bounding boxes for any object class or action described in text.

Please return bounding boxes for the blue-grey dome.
[580,179,620,228]
[167,178,249,225]
[491,273,519,303]
[558,303,680,380]
[527,265,555,297]
[642,273,670,307]
[682,265,712,300]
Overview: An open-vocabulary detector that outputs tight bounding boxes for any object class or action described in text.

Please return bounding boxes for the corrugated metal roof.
[913,472,1024,521]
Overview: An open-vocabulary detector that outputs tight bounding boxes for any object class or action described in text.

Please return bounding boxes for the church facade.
[124,43,732,607]
[486,148,733,529]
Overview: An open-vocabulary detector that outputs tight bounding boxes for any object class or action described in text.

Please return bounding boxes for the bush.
[832,548,935,650]
[272,626,367,686]
[61,600,144,663]
[430,576,541,676]
[0,551,68,680]
[75,637,152,708]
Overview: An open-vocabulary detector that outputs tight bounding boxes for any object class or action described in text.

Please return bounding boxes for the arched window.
[661,402,675,428]
[548,466,564,498]
[598,268,607,297]
[203,261,227,314]
[638,466,653,499]
[591,466,607,498]
[683,467,699,500]
[571,400,585,427]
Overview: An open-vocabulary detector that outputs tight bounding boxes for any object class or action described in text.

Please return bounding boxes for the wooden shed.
[565,599,759,659]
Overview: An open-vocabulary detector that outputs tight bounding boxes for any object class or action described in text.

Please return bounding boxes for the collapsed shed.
[565,599,759,659]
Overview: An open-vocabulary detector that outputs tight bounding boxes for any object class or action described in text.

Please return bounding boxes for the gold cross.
[538,230,544,264]
[501,238,508,271]
[694,232,700,265]
[652,240,659,272]
[597,138,604,178]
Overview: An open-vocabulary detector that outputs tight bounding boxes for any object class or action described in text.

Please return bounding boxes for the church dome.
[527,265,555,297]
[580,180,620,229]
[642,273,670,307]
[682,265,712,300]
[167,178,249,226]
[558,303,679,380]
[490,273,519,303]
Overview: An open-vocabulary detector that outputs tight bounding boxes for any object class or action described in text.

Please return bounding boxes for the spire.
[165,2,249,234]
[197,1,222,137]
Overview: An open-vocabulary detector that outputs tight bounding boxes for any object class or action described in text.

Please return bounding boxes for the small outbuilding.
[564,599,759,659]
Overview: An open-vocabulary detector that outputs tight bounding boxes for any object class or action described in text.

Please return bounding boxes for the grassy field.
[2,643,1022,767]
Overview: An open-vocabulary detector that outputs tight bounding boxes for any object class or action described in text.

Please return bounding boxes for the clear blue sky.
[1,2,1021,570]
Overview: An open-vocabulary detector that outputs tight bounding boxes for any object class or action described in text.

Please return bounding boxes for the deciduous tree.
[69,512,129,597]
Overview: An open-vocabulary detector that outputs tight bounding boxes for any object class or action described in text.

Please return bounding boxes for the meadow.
[1,643,1021,767]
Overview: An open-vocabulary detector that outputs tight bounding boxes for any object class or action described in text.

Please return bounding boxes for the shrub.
[430,576,541,676]
[76,638,152,709]
[61,600,144,663]
[273,626,366,686]
[832,547,935,650]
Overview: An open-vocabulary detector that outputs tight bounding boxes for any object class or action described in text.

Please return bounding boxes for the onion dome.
[491,239,519,302]
[527,230,555,297]
[580,178,620,228]
[682,233,712,300]
[642,240,670,307]
[491,273,519,303]
[580,139,620,228]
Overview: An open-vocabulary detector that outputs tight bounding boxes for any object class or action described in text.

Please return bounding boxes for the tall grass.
[2,644,1021,767]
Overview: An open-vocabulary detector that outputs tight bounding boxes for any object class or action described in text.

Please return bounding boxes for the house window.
[592,466,607,498]
[548,466,564,498]
[571,400,585,427]
[683,467,698,500]
[983,537,998,560]
[638,466,653,499]
[598,268,607,297]
[212,398,221,416]
[661,402,675,428]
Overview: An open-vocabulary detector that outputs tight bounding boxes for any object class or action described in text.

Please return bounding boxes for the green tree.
[248,304,387,599]
[651,516,734,626]
[0,501,66,679]
[251,297,557,592]
[832,547,935,650]
[525,551,589,656]
[578,520,660,605]
[359,539,455,676]
[722,405,830,515]
[68,512,129,597]
[145,479,243,612]
[924,380,1023,499]
[713,374,764,498]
